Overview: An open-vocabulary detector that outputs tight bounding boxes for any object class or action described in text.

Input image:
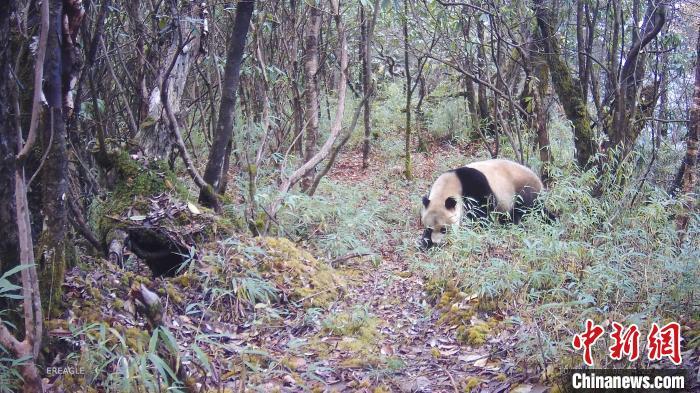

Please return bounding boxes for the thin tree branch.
[16,0,49,161]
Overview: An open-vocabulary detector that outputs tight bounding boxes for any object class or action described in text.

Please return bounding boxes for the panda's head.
[419,196,460,250]
[419,172,462,250]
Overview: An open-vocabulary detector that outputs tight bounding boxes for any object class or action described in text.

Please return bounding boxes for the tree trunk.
[0,2,44,391]
[301,4,322,191]
[360,0,380,169]
[403,0,412,179]
[133,1,208,160]
[609,2,666,150]
[360,5,370,168]
[534,0,595,168]
[533,43,552,185]
[476,19,492,134]
[37,0,71,318]
[198,0,254,209]
[575,0,588,100]
[676,25,700,234]
[0,1,18,275]
[459,14,479,131]
[521,34,553,184]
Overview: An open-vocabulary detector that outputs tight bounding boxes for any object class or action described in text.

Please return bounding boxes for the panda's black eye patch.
[445,197,457,210]
[440,227,447,234]
[422,196,430,207]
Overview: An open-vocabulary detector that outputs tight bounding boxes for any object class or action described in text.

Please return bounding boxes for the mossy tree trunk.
[459,13,479,133]
[520,34,553,185]
[534,0,595,168]
[676,25,700,234]
[0,23,19,277]
[37,0,77,318]
[0,0,20,296]
[475,19,493,135]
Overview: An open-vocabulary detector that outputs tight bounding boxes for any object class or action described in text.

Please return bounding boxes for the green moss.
[259,237,345,308]
[164,282,183,304]
[122,327,149,353]
[456,321,490,346]
[171,273,193,287]
[89,152,187,239]
[340,356,381,369]
[463,377,481,392]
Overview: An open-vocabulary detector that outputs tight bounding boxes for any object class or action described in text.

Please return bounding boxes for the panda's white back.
[466,159,543,212]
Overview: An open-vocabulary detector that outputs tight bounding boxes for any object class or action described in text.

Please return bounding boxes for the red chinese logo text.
[572,319,605,366]
[572,320,682,366]
[608,322,640,361]
[647,322,682,365]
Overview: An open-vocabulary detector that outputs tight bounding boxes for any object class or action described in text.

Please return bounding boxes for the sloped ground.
[44,143,699,392]
[54,235,542,392]
[44,143,539,392]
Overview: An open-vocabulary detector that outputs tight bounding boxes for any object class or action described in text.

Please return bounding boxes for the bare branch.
[16,0,48,161]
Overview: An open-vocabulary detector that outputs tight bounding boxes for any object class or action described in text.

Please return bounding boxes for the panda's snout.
[418,228,433,251]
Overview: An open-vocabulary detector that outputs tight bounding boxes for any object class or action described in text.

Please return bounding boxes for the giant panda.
[419,159,546,250]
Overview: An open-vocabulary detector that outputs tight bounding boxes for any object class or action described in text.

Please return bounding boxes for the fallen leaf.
[187,201,201,215]
[459,353,483,363]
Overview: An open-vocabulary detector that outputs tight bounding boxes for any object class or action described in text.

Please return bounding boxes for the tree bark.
[459,13,479,131]
[133,1,208,160]
[0,0,19,275]
[0,2,44,391]
[360,0,380,169]
[300,4,322,191]
[476,19,492,134]
[403,0,412,179]
[198,0,254,209]
[610,2,666,150]
[37,0,71,318]
[676,25,700,234]
[534,0,595,168]
[521,34,553,184]
[360,5,370,167]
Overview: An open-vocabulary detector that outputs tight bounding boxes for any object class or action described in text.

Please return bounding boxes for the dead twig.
[330,252,373,267]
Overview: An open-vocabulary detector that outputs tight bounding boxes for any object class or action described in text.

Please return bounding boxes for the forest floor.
[52,141,699,392]
[53,145,547,392]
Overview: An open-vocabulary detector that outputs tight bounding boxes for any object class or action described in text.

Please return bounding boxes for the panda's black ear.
[422,196,430,207]
[445,197,457,210]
